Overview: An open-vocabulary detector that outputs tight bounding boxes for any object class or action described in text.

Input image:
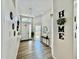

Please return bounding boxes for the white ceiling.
[17,0,53,16]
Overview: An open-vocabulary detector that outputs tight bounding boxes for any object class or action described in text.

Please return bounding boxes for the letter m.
[58,26,64,32]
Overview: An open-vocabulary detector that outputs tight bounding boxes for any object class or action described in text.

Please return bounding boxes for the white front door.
[21,17,32,40]
[21,22,29,40]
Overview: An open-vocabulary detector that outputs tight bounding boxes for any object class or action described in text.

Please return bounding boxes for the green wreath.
[57,18,66,25]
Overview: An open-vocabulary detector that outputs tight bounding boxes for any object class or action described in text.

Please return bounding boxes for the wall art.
[14,31,16,36]
[12,23,14,30]
[10,12,13,20]
[17,20,19,31]
[57,10,66,40]
[43,26,48,33]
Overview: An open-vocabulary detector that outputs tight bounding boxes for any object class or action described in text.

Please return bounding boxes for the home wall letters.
[57,10,66,40]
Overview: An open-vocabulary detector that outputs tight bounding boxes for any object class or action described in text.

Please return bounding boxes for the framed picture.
[43,26,48,33]
[17,20,19,26]
[10,12,13,20]
[17,20,19,31]
[17,26,19,31]
[14,31,16,36]
[12,23,14,30]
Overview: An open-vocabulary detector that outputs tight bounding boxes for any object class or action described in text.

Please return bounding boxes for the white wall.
[53,0,74,59]
[41,12,52,46]
[73,0,77,59]
[2,0,20,59]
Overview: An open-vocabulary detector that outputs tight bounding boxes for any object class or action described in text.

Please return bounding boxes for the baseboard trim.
[41,41,49,47]
[20,39,32,42]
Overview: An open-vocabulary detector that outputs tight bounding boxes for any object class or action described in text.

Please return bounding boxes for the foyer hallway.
[17,40,53,59]
[2,0,77,59]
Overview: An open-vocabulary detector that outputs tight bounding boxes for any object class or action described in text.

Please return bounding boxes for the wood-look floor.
[17,40,53,59]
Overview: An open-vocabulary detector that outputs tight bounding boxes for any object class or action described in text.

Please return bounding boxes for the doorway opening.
[34,25,41,40]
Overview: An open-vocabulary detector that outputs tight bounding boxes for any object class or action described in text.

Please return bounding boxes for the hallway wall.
[2,0,20,59]
[53,0,74,59]
[41,12,52,47]
[41,12,51,38]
